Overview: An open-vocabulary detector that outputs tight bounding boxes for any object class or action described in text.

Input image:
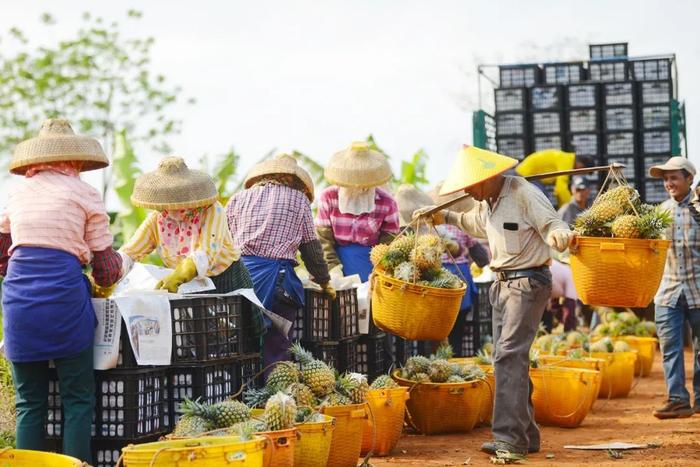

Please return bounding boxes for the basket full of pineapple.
[570,180,672,308]
[370,232,466,340]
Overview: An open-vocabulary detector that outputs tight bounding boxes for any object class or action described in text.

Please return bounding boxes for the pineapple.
[587,200,625,224]
[572,212,611,237]
[412,372,431,383]
[613,340,632,352]
[337,372,369,404]
[285,382,317,409]
[428,359,453,383]
[420,267,442,282]
[416,234,442,249]
[211,400,252,428]
[266,361,300,393]
[404,355,431,376]
[243,387,272,409]
[638,207,672,239]
[597,185,640,208]
[611,215,641,238]
[319,392,352,407]
[370,244,390,267]
[379,249,406,273]
[410,246,442,271]
[446,375,464,383]
[264,392,297,431]
[394,261,419,282]
[474,349,493,365]
[290,343,336,397]
[432,343,454,360]
[370,374,399,389]
[460,364,486,381]
[172,413,213,437]
[391,234,416,257]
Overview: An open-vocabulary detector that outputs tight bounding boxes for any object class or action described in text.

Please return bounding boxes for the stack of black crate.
[46,295,263,467]
[494,65,538,159]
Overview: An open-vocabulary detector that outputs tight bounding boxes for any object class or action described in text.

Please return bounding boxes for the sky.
[0,0,699,209]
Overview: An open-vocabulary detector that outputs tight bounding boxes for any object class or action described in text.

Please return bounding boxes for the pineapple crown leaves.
[431,343,454,360]
[243,387,272,409]
[289,342,315,366]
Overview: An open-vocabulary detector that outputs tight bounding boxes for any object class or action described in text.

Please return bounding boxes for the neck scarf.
[338,187,376,215]
[25,161,83,178]
[157,206,207,256]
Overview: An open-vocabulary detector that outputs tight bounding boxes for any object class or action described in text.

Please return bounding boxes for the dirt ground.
[368,350,700,466]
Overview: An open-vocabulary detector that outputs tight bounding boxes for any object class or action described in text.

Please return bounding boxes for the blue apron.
[2,247,96,362]
[241,255,305,328]
[445,262,477,311]
[336,244,373,282]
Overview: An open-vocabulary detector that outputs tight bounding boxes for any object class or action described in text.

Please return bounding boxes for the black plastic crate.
[533,134,564,152]
[495,88,527,112]
[532,111,563,135]
[474,282,493,323]
[603,82,636,106]
[496,136,528,159]
[237,353,264,390]
[631,58,672,81]
[643,178,667,204]
[529,85,564,110]
[641,156,669,178]
[333,288,359,339]
[302,340,340,370]
[567,83,599,108]
[640,80,672,105]
[390,335,428,366]
[604,107,636,131]
[642,130,672,154]
[46,372,96,439]
[590,43,628,60]
[604,157,636,182]
[499,65,541,88]
[543,62,585,85]
[568,109,599,133]
[589,61,629,82]
[641,105,671,130]
[452,319,492,357]
[604,132,637,156]
[170,295,259,363]
[93,436,161,467]
[495,112,527,136]
[337,337,357,373]
[356,334,387,378]
[166,358,239,427]
[299,289,333,341]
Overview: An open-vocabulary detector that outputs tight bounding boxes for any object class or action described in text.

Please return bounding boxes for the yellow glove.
[470,262,483,279]
[156,257,198,293]
[547,229,575,253]
[412,205,446,225]
[85,274,117,298]
[320,282,337,300]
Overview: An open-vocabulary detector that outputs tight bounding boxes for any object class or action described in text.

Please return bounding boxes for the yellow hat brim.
[439,146,519,196]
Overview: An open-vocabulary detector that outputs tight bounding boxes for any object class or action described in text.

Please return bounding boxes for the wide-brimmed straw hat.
[395,184,434,227]
[325,141,393,189]
[10,118,108,175]
[429,181,476,213]
[244,153,315,202]
[131,156,217,210]
[439,146,518,196]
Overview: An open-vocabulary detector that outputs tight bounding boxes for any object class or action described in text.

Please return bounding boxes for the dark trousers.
[263,290,300,379]
[11,346,94,463]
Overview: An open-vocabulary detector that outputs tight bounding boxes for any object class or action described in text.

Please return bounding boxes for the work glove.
[320,282,337,300]
[86,274,117,298]
[156,257,198,293]
[412,205,446,225]
[547,229,575,253]
[329,264,344,281]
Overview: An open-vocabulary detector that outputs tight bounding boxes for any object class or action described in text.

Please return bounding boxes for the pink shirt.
[0,171,113,264]
[316,186,400,246]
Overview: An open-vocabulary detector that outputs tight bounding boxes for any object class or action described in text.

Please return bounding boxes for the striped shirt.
[654,193,700,308]
[0,171,113,264]
[226,182,317,261]
[120,202,238,277]
[316,186,400,246]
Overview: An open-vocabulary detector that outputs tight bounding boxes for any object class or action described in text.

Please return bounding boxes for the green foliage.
[0,10,191,181]
[398,149,429,188]
[200,148,240,204]
[110,129,146,246]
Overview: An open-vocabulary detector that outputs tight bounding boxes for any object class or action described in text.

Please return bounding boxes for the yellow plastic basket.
[393,371,484,435]
[448,358,495,426]
[371,271,465,340]
[319,403,367,467]
[539,356,606,410]
[119,436,265,466]
[570,237,670,307]
[590,351,638,398]
[249,409,297,467]
[619,336,657,377]
[531,366,600,428]
[293,414,335,467]
[360,387,409,457]
[0,448,84,467]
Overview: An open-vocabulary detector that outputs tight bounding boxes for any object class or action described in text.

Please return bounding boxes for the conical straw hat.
[10,118,108,175]
[131,156,217,210]
[325,141,392,188]
[429,181,476,213]
[244,153,315,202]
[395,184,434,227]
[439,146,518,196]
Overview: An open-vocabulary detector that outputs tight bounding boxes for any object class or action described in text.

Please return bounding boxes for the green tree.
[0,10,192,193]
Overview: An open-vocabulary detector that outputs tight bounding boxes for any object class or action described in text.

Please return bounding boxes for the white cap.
[648,156,696,178]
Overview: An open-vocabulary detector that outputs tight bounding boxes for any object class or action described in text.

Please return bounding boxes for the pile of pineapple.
[399,344,486,383]
[370,233,463,289]
[573,185,672,239]
[592,309,656,338]
[172,343,400,438]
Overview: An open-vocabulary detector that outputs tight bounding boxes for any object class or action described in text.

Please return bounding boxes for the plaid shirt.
[316,186,399,246]
[655,192,700,308]
[226,182,317,261]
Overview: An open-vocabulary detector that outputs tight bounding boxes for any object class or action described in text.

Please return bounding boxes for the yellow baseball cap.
[439,145,519,196]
